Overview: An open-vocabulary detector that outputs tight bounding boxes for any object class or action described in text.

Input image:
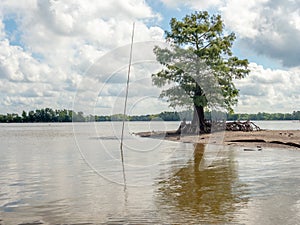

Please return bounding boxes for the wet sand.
[136,130,300,149]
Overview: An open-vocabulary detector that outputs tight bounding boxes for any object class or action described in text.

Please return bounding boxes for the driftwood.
[225,120,261,132]
[175,120,261,135]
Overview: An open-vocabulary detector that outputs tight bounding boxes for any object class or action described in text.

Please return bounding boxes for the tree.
[28,110,35,122]
[152,11,250,133]
[22,110,27,122]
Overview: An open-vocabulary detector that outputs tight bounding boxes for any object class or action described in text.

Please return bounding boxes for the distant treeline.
[0,108,300,123]
[0,108,183,123]
[226,111,300,121]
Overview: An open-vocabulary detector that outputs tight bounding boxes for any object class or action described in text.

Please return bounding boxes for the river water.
[0,121,299,224]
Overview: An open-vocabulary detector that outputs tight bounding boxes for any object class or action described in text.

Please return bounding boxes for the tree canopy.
[152,11,250,132]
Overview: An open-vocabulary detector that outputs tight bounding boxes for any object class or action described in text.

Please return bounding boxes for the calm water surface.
[0,121,299,224]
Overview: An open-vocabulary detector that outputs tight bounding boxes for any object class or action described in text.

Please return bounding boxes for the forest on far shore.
[0,108,300,123]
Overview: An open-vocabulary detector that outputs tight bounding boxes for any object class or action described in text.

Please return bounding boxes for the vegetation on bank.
[0,108,181,123]
[0,108,300,123]
[226,111,300,121]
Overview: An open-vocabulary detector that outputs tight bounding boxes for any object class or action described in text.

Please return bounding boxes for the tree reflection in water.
[155,143,249,224]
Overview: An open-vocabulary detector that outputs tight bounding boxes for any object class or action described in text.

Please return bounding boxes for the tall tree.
[21,110,27,122]
[152,11,250,133]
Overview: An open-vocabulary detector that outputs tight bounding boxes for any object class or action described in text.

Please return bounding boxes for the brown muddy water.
[0,122,299,224]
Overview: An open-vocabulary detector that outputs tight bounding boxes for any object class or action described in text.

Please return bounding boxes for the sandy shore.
[136,130,300,150]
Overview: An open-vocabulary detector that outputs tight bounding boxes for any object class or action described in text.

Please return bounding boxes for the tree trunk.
[192,83,206,134]
[192,104,205,134]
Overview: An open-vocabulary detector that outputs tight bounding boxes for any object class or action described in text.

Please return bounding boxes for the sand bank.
[136,130,300,149]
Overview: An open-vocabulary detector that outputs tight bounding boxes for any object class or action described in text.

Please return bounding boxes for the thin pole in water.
[120,22,135,163]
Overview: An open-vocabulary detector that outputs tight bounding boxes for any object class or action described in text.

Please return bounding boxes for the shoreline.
[136,129,300,150]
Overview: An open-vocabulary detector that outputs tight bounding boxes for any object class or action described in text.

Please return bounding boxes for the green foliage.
[0,108,299,123]
[0,109,182,123]
[152,11,249,113]
[227,111,300,121]
[0,108,74,123]
[158,111,180,121]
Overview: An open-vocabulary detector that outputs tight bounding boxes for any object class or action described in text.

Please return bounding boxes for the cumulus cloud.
[0,20,5,39]
[160,0,222,10]
[220,0,267,38]
[0,0,165,114]
[221,0,300,68]
[0,39,53,82]
[234,63,300,113]
[73,41,171,115]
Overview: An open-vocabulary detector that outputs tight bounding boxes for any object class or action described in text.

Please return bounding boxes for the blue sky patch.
[3,17,23,47]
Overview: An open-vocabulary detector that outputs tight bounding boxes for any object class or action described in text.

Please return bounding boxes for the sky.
[0,0,300,115]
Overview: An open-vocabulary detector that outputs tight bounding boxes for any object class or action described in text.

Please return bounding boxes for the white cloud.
[160,0,222,9]
[0,19,5,39]
[72,41,170,115]
[220,0,300,68]
[0,0,37,14]
[0,0,165,114]
[0,40,38,82]
[290,10,300,31]
[220,0,268,39]
[234,63,300,113]
[0,39,68,84]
